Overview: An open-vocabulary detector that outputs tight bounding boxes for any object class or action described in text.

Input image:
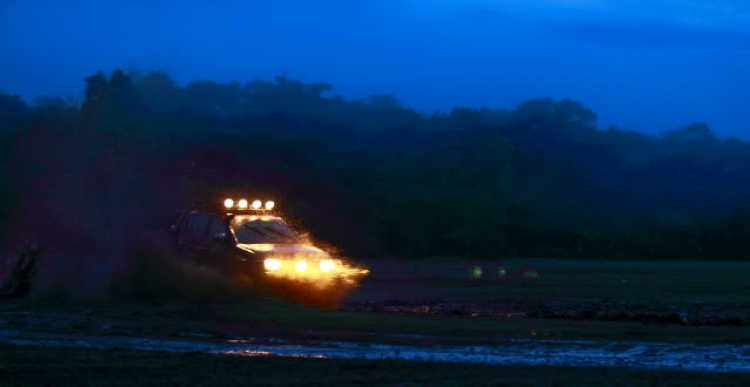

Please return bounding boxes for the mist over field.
[6,4,750,384]
[2,70,750,260]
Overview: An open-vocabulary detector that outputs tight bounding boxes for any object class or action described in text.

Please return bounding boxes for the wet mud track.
[2,329,749,373]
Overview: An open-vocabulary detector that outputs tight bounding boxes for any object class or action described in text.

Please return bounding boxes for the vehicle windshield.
[231,218,297,244]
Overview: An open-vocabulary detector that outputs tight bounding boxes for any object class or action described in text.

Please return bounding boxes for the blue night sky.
[1,0,748,137]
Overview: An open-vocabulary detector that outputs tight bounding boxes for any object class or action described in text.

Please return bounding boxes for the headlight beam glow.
[260,256,368,287]
[320,260,335,273]
[264,258,281,271]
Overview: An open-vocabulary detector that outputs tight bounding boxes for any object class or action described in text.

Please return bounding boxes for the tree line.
[1,69,750,260]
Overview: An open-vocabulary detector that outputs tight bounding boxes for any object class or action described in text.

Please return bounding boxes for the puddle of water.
[1,330,749,373]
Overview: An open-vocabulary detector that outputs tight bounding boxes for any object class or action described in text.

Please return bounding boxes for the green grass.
[378,258,750,303]
[2,344,750,386]
[4,296,750,346]
[3,257,750,345]
[3,258,750,386]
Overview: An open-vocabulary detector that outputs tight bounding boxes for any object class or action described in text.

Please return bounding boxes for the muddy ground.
[2,254,750,384]
[5,344,750,386]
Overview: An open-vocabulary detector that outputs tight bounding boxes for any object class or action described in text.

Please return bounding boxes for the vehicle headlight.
[224,198,235,209]
[252,200,263,210]
[264,258,281,271]
[238,199,248,209]
[295,261,307,273]
[265,200,275,211]
[319,259,335,273]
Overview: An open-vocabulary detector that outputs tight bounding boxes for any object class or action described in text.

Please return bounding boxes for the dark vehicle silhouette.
[156,199,367,305]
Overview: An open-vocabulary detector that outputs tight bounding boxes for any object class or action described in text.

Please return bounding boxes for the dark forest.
[2,70,749,260]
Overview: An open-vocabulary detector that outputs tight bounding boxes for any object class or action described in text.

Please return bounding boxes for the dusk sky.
[1,0,748,137]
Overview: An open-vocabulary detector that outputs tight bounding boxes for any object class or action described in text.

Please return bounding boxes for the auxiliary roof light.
[224,197,276,211]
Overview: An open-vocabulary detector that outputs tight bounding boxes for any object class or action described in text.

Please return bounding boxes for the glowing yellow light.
[258,255,368,287]
[265,200,275,211]
[252,200,262,210]
[238,199,248,209]
[320,259,335,273]
[224,198,234,209]
[264,258,281,271]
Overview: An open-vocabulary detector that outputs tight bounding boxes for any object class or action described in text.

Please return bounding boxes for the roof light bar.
[223,198,276,211]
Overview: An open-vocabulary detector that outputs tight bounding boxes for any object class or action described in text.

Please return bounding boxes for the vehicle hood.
[236,243,329,257]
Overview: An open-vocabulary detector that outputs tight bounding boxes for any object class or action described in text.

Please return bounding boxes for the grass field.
[354,257,750,303]
[1,257,750,345]
[3,257,750,385]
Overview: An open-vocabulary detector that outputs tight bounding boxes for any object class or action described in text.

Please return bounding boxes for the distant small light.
[224,199,234,209]
[252,200,262,210]
[265,200,275,211]
[295,261,307,273]
[471,266,483,279]
[238,199,248,209]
